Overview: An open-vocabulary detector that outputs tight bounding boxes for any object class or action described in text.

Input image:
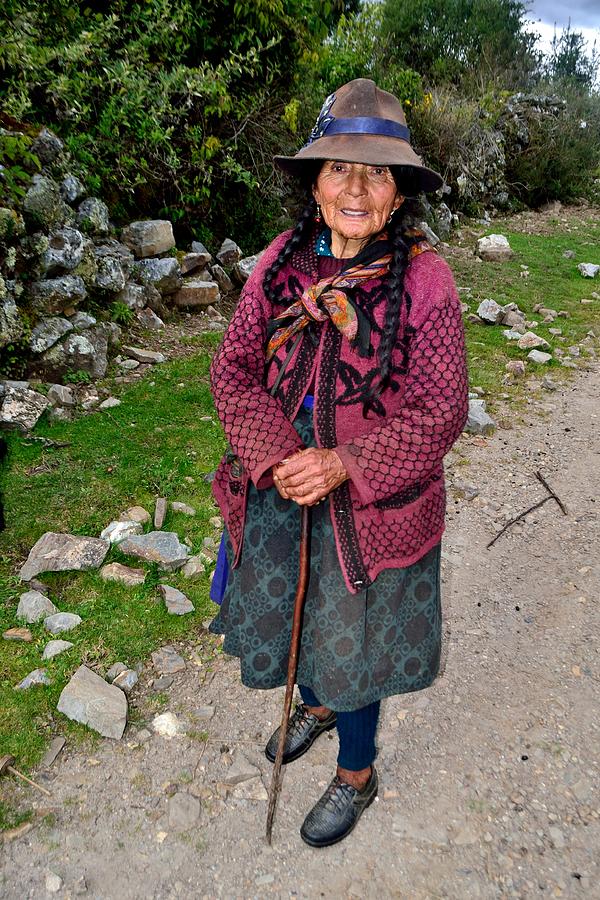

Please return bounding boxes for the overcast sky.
[526,1,600,54]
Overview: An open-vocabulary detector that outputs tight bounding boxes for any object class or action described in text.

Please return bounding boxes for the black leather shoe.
[265,704,337,764]
[300,767,378,848]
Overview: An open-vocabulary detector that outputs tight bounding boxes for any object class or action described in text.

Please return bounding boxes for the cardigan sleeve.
[209,234,304,487]
[334,256,469,508]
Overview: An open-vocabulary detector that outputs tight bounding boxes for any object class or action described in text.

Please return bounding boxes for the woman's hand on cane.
[273,448,348,506]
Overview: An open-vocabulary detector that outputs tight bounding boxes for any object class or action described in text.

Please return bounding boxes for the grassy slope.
[453,217,600,397]
[0,213,599,794]
[0,333,225,771]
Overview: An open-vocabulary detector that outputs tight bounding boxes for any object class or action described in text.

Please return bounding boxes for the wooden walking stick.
[266,504,311,844]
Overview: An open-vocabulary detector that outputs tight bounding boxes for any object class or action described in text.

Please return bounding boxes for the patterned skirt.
[209,407,442,712]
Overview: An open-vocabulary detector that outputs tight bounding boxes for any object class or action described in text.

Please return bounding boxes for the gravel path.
[1,362,599,899]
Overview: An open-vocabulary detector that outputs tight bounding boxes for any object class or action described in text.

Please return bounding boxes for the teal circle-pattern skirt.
[210,407,442,712]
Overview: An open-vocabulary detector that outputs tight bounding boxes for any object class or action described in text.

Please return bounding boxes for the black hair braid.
[263,196,317,303]
[371,213,411,404]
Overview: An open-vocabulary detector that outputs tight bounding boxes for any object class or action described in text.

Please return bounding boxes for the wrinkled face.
[312,160,403,257]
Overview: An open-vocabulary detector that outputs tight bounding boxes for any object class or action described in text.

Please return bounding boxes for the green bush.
[110,302,134,327]
[380,0,539,91]
[0,0,342,250]
[292,5,424,153]
[0,131,40,204]
[502,88,600,205]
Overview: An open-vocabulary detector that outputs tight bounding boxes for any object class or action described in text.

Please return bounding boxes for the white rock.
[527,350,552,364]
[578,263,599,278]
[45,872,63,894]
[477,233,513,261]
[99,397,121,409]
[152,712,184,737]
[0,384,50,431]
[517,331,549,350]
[476,298,503,324]
[100,519,143,544]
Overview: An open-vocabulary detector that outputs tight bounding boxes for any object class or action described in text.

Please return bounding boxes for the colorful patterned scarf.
[266,254,392,360]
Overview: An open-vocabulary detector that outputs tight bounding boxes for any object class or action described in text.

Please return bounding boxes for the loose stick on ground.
[487,470,568,549]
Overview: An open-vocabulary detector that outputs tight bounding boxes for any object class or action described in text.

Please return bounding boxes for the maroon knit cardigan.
[210,230,468,594]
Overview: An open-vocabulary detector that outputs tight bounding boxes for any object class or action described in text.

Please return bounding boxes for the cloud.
[528,1,600,31]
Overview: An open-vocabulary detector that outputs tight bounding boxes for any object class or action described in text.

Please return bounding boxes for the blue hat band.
[324,116,410,142]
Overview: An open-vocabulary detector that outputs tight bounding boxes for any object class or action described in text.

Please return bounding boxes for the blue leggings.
[299,684,380,771]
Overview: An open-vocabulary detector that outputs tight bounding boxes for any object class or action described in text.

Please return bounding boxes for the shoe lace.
[288,704,315,737]
[319,777,356,815]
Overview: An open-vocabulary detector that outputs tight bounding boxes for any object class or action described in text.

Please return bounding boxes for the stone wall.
[0,127,259,400]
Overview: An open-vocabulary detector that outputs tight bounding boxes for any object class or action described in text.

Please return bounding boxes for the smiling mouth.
[340,209,369,217]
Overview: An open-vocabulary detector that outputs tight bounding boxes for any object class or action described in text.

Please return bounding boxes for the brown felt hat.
[274,78,443,195]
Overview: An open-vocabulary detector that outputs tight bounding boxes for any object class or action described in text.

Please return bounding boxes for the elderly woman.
[209,78,468,847]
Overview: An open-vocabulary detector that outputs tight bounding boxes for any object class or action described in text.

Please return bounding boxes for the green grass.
[0,332,225,788]
[0,800,33,832]
[450,215,600,400]
[0,212,599,813]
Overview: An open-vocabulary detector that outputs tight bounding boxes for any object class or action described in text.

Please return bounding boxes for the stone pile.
[6,493,224,740]
[0,125,262,416]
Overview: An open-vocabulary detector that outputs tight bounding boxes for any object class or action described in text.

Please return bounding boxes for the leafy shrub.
[380,0,539,91]
[0,0,342,250]
[407,87,506,211]
[292,4,424,153]
[110,302,134,326]
[63,369,91,384]
[0,337,31,379]
[502,88,600,205]
[0,131,40,203]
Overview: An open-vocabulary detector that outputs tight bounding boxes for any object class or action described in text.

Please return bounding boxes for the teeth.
[341,210,367,216]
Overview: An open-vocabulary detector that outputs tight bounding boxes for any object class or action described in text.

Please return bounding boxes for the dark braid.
[263,196,317,303]
[371,209,412,406]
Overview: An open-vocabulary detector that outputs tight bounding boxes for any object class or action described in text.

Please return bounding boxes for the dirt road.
[1,362,599,899]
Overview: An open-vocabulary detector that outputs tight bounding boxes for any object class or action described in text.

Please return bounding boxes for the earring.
[315,204,322,224]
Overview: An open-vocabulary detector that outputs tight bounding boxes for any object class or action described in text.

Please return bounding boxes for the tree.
[380,0,539,90]
[543,23,599,91]
[0,0,343,248]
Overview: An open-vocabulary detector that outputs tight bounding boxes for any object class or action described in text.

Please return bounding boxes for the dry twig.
[487,470,567,549]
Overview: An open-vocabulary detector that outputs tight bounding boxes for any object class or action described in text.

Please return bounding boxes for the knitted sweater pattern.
[210,230,469,594]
